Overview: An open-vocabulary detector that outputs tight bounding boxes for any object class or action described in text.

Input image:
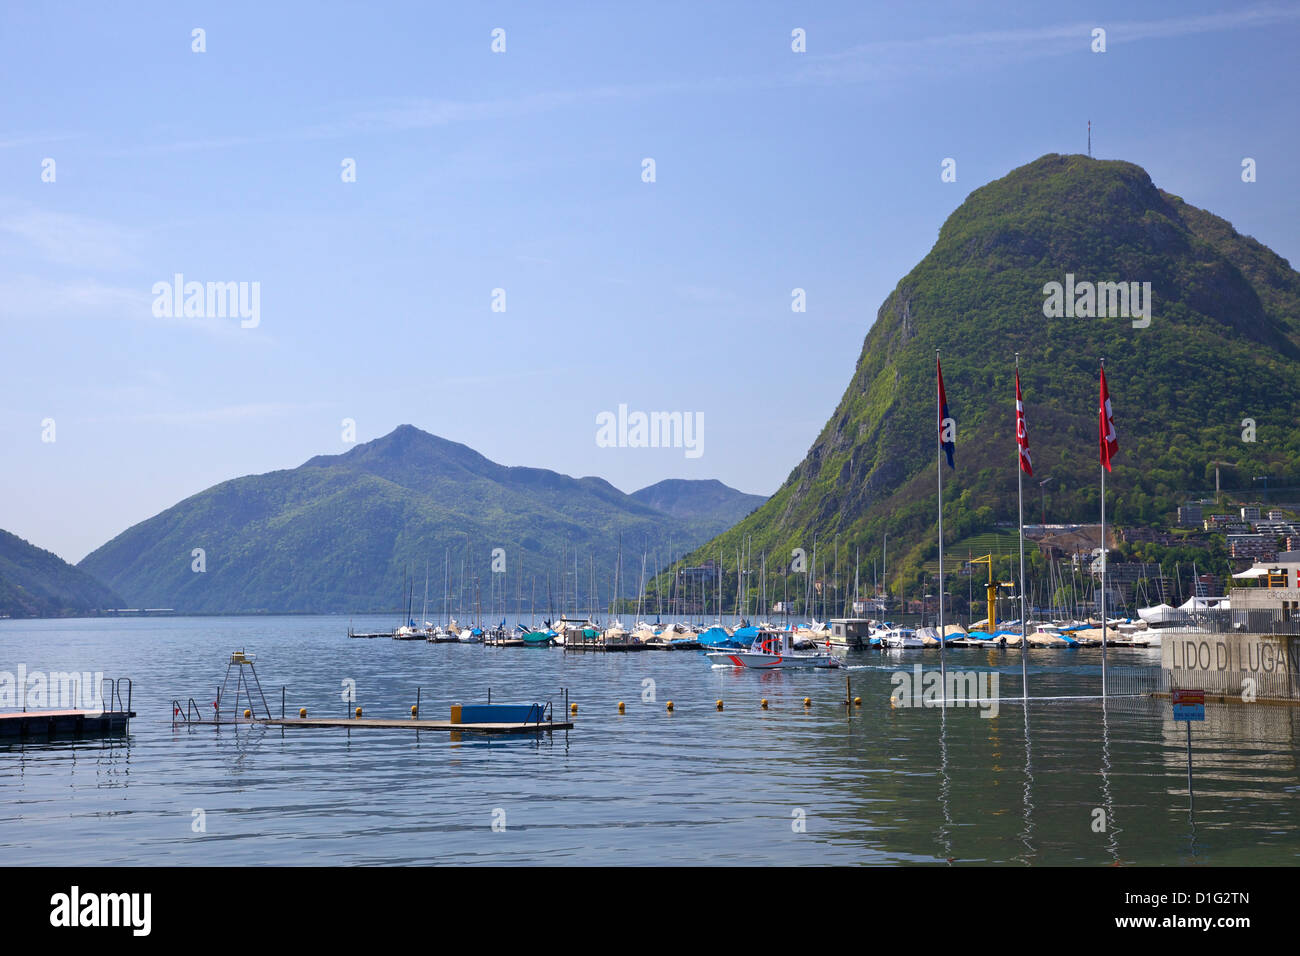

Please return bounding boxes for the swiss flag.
[1099,366,1118,472]
[1016,370,1032,477]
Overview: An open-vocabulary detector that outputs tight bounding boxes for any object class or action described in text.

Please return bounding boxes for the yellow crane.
[968,554,1016,631]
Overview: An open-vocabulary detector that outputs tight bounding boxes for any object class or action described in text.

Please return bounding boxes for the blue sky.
[2,1,1298,562]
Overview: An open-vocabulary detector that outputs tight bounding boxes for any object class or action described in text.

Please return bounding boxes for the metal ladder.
[216,651,272,722]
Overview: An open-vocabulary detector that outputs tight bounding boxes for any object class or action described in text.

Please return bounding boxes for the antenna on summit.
[1088,120,1092,158]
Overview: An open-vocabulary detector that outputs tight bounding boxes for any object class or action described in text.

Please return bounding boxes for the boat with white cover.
[706,628,842,668]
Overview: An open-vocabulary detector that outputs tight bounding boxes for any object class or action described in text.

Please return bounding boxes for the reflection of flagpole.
[1020,702,1034,863]
[1100,696,1119,863]
[937,350,946,706]
[938,705,953,862]
[1186,713,1199,860]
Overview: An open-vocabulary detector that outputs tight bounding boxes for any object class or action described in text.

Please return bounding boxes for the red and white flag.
[1015,370,1032,477]
[1099,366,1118,472]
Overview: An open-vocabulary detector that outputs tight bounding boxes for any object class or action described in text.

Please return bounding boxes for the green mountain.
[77,425,766,614]
[0,529,124,617]
[630,479,766,525]
[670,154,1300,599]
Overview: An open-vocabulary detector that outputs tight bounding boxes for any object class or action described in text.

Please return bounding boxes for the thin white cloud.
[798,6,1300,83]
[15,7,1300,158]
[0,131,82,151]
[0,274,147,321]
[0,273,272,341]
[88,401,332,426]
[0,202,138,270]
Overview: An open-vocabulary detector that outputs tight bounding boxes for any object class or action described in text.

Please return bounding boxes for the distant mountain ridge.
[0,529,123,617]
[78,426,766,614]
[631,479,765,523]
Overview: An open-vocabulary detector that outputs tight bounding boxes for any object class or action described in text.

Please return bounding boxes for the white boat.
[1137,603,1190,627]
[706,629,842,669]
[915,624,966,646]
[878,626,925,648]
[1027,623,1077,647]
[602,619,632,644]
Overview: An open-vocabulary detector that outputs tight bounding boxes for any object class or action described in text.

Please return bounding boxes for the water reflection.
[1,617,1297,865]
[1019,704,1034,865]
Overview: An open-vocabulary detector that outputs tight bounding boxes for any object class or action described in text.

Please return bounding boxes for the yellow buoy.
[299,707,307,718]
[355,706,363,718]
[716,699,724,711]
[243,709,251,719]
[666,701,674,712]
[411,705,419,718]
[803,697,811,707]
[570,702,578,714]
[618,701,625,713]
[761,698,768,709]
[854,696,862,706]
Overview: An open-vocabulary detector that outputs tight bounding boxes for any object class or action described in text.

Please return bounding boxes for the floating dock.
[258,715,573,734]
[0,708,135,738]
[260,701,571,734]
[564,641,647,652]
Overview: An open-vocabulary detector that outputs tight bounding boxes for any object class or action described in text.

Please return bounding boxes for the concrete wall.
[1163,632,1300,700]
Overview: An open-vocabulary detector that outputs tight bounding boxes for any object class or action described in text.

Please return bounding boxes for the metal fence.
[1161,607,1300,635]
[1101,665,1297,703]
[1164,666,1298,701]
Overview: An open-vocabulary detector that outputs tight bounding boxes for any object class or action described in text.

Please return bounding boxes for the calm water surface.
[2,616,1297,865]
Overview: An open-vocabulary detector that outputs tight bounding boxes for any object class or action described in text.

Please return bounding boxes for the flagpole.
[1017,354,1028,702]
[937,349,946,707]
[1100,358,1108,699]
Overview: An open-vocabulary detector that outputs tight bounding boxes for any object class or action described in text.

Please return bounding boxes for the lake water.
[2,615,1297,865]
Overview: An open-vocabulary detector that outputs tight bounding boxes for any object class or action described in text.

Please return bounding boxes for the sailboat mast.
[717,552,722,625]
[734,547,741,625]
[854,548,860,616]
[422,558,429,627]
[637,550,647,622]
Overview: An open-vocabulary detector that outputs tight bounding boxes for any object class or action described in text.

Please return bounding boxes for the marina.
[4,612,1299,868]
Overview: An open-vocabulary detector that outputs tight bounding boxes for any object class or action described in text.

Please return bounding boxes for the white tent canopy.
[1232,567,1269,579]
[1179,596,1229,611]
[1137,603,1185,624]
